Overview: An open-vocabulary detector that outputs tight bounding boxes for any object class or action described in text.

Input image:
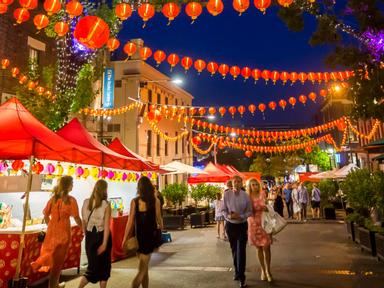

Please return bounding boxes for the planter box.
[323,207,336,220]
[190,213,206,228]
[375,233,384,261]
[358,227,376,256]
[346,221,355,242]
[205,210,215,225]
[163,215,184,230]
[353,223,360,244]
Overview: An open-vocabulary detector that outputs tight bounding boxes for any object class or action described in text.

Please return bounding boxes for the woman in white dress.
[291,183,301,221]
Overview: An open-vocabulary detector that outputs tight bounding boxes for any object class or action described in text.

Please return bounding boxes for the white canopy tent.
[309,169,338,179]
[332,163,360,179]
[161,161,207,175]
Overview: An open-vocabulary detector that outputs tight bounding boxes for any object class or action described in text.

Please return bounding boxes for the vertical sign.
[103,67,115,109]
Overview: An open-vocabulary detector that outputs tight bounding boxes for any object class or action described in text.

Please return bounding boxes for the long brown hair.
[88,179,108,210]
[137,176,155,210]
[53,176,73,204]
[246,178,261,199]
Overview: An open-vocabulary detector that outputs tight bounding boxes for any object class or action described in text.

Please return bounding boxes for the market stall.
[187,162,232,184]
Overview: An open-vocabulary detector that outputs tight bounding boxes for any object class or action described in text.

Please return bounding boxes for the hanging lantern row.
[346,119,381,141]
[190,141,215,155]
[120,42,353,84]
[1,58,55,100]
[0,161,158,182]
[145,115,190,142]
[79,102,144,117]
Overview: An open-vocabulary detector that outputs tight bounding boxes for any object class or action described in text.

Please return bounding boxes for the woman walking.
[78,180,112,288]
[213,192,226,239]
[247,178,273,283]
[122,177,163,288]
[31,176,82,288]
[291,183,301,221]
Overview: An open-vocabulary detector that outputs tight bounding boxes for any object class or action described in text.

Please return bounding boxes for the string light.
[145,115,189,142]
[191,141,215,155]
[346,119,381,141]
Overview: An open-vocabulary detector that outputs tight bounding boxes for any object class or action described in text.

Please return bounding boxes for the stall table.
[110,215,129,262]
[0,225,82,288]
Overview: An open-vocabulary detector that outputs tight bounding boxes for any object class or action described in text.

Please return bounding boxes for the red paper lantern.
[13,8,30,24]
[18,74,28,84]
[289,72,298,84]
[228,106,237,118]
[27,80,36,90]
[207,61,218,76]
[124,42,137,58]
[115,2,132,20]
[288,97,296,107]
[233,0,249,15]
[278,99,287,110]
[298,94,307,105]
[258,103,266,113]
[74,16,110,49]
[251,69,261,83]
[298,72,307,84]
[43,0,62,15]
[218,106,226,117]
[253,0,271,13]
[32,162,44,174]
[33,14,49,30]
[261,69,270,83]
[248,104,256,115]
[106,38,120,52]
[277,0,293,7]
[154,50,166,66]
[0,4,8,14]
[330,72,338,81]
[140,47,152,60]
[148,109,162,122]
[1,0,13,5]
[271,70,280,84]
[54,21,69,36]
[308,92,317,102]
[206,0,224,16]
[198,107,206,116]
[208,107,216,115]
[12,160,24,171]
[305,146,312,154]
[218,64,229,78]
[241,67,251,81]
[66,0,83,18]
[185,1,202,23]
[319,89,327,97]
[162,2,180,24]
[138,3,155,26]
[238,105,245,117]
[268,101,276,110]
[192,136,202,146]
[245,150,252,158]
[36,86,45,95]
[307,72,317,84]
[167,53,179,70]
[230,66,240,80]
[11,67,19,77]
[19,0,37,9]
[323,72,330,82]
[316,72,324,83]
[194,59,206,74]
[1,58,10,69]
[181,56,193,72]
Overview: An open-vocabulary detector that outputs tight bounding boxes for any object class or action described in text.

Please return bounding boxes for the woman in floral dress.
[247,178,273,282]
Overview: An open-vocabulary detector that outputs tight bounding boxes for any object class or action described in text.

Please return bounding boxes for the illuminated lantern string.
[74,16,110,49]
[162,2,180,25]
[0,4,8,14]
[206,0,224,16]
[232,0,250,16]
[54,21,69,37]
[181,56,193,72]
[66,0,83,18]
[137,3,155,28]
[13,8,30,24]
[123,42,137,59]
[43,0,62,16]
[185,1,202,23]
[115,2,132,20]
[33,14,49,30]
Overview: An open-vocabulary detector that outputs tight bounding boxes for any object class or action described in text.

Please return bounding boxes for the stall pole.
[14,156,34,280]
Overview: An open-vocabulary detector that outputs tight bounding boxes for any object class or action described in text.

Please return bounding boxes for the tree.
[162,183,188,207]
[249,154,301,177]
[299,146,331,171]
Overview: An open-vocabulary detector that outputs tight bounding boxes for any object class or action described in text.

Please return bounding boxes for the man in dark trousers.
[222,176,252,288]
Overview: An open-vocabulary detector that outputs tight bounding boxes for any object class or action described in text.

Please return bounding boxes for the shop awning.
[308,170,337,179]
[372,154,384,161]
[187,162,232,184]
[57,118,148,170]
[161,161,207,175]
[332,163,360,179]
[0,98,102,164]
[366,138,384,148]
[107,138,159,171]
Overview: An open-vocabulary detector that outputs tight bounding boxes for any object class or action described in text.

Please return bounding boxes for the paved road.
[34,222,384,288]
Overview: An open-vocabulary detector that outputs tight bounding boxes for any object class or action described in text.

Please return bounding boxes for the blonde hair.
[246,178,261,198]
[88,179,108,210]
[53,176,73,204]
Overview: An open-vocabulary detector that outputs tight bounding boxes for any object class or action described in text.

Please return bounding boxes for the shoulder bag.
[123,198,139,252]
[261,205,288,235]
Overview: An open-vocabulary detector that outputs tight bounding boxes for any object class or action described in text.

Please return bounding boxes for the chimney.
[131,38,144,60]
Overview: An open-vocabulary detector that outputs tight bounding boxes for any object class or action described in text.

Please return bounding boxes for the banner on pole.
[103,68,115,109]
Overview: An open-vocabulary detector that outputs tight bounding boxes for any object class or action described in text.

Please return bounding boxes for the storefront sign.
[103,68,115,109]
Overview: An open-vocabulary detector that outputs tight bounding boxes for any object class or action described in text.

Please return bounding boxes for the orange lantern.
[258,103,266,113]
[228,106,237,118]
[316,72,324,83]
[198,107,206,116]
[218,64,229,78]
[106,38,120,52]
[12,160,24,171]
[43,0,62,15]
[330,72,338,81]
[11,67,20,77]
[33,14,49,30]
[192,136,202,146]
[1,58,10,69]
[0,4,8,14]
[218,106,226,117]
[251,68,261,83]
[308,92,317,102]
[27,80,36,90]
[288,97,296,107]
[279,71,289,84]
[1,0,13,5]
[66,0,83,18]
[194,59,206,74]
[138,3,155,27]
[245,150,252,158]
[18,74,28,84]
[248,104,256,115]
[206,0,224,16]
[277,0,293,7]
[271,70,280,84]
[208,107,216,116]
[36,86,45,95]
[268,101,276,110]
[289,72,298,84]
[13,8,30,24]
[238,105,245,117]
[54,21,69,36]
[162,2,180,24]
[74,16,110,49]
[298,94,307,105]
[154,50,166,66]
[233,0,249,15]
[185,1,202,23]
[139,46,152,60]
[241,67,251,81]
[207,61,218,76]
[308,72,317,84]
[323,72,330,82]
[298,72,307,84]
[167,53,179,70]
[305,146,312,154]
[230,66,240,80]
[115,2,132,20]
[123,42,137,58]
[181,56,193,72]
[253,0,271,13]
[319,89,327,97]
[261,69,270,83]
[19,0,37,9]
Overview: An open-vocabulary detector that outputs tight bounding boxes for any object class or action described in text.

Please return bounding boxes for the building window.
[29,47,39,73]
[165,96,168,105]
[147,130,152,156]
[182,136,185,154]
[175,98,178,106]
[147,89,153,111]
[156,134,161,156]
[187,141,190,155]
[107,124,121,132]
[157,93,161,104]
[175,132,178,155]
[165,133,168,156]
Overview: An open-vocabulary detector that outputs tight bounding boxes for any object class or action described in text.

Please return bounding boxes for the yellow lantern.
[90,167,99,179]
[56,163,64,176]
[67,165,75,176]
[82,167,90,179]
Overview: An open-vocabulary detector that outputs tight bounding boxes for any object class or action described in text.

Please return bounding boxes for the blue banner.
[103,68,115,109]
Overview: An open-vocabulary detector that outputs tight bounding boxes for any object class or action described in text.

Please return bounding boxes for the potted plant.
[190,184,207,228]
[319,179,338,220]
[373,171,384,261]
[162,183,188,229]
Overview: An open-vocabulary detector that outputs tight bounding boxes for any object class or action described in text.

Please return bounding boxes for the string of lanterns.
[346,119,381,141]
[0,160,158,182]
[79,102,144,117]
[145,114,189,142]
[190,141,215,155]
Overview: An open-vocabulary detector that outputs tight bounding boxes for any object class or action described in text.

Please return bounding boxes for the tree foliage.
[162,183,188,206]
[190,184,221,205]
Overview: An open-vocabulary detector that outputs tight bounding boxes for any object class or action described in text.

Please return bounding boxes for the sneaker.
[58,282,66,288]
[239,281,248,288]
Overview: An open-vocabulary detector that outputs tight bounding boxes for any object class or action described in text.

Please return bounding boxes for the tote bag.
[262,205,287,235]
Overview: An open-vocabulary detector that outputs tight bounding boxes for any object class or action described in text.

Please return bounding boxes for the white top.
[213,199,224,217]
[82,199,108,232]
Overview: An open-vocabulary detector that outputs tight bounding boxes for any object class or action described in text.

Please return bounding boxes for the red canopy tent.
[57,118,148,171]
[187,162,232,184]
[107,138,159,171]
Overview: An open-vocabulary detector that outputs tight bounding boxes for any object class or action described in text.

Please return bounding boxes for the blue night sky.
[116,3,341,128]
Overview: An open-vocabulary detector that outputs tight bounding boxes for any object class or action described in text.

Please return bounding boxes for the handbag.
[37,218,46,243]
[123,199,139,252]
[262,205,287,235]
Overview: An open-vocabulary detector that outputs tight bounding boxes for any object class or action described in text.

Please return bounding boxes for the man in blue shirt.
[283,183,293,219]
[222,176,252,288]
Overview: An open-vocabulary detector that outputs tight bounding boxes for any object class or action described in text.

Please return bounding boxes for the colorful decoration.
[206,0,224,16]
[54,21,69,37]
[254,0,271,14]
[123,42,137,58]
[137,3,155,27]
[106,38,120,52]
[233,0,250,15]
[115,2,132,21]
[185,1,202,23]
[13,8,30,24]
[33,14,49,30]
[43,0,62,15]
[162,2,180,24]
[66,0,83,18]
[74,16,110,49]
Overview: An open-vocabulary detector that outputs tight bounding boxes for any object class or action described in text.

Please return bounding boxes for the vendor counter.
[110,215,129,262]
[0,225,82,288]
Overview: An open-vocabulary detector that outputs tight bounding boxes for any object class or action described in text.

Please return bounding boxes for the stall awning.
[366,138,384,148]
[0,98,102,164]
[332,163,360,178]
[161,161,207,175]
[57,119,148,170]
[187,162,232,184]
[308,170,337,180]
